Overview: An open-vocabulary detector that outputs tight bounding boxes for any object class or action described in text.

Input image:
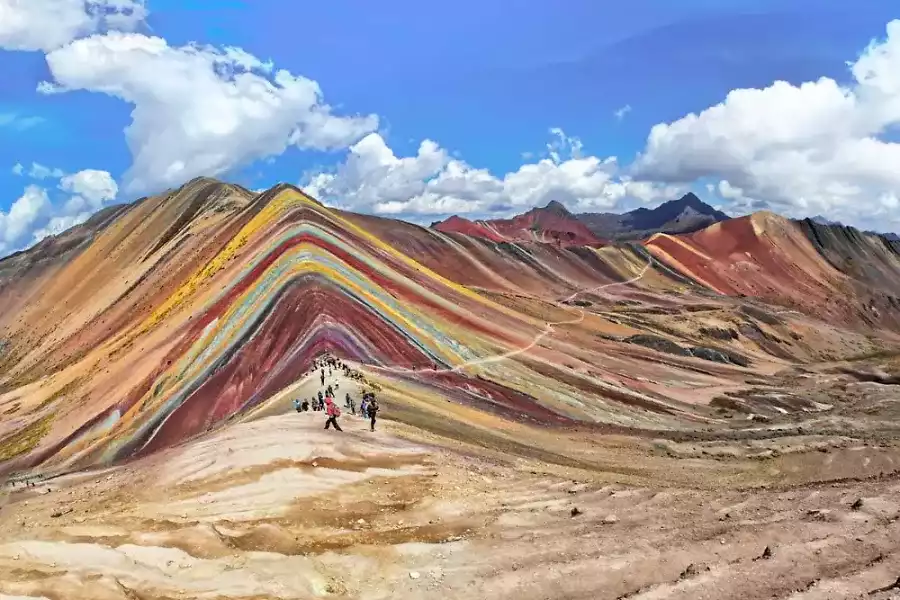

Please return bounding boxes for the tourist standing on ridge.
[324,397,343,431]
[320,369,325,386]
[367,397,379,432]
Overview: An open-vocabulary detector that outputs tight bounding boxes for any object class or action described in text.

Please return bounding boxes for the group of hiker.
[292,354,380,432]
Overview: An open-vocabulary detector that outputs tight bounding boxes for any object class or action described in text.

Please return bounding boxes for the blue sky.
[1,0,900,254]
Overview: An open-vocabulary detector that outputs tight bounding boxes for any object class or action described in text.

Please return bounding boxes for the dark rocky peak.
[661,193,728,218]
[540,200,572,217]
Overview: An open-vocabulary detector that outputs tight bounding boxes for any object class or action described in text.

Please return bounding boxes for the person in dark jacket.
[367,397,379,432]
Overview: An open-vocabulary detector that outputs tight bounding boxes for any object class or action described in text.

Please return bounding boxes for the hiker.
[324,397,343,431]
[320,369,325,386]
[360,396,368,419]
[345,392,352,408]
[301,399,309,412]
[326,384,333,397]
[293,398,301,412]
[367,397,379,432]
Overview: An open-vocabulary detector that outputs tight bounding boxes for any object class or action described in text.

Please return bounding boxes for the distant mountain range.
[432,200,603,246]
[432,192,731,245]
[576,193,730,241]
[810,215,899,241]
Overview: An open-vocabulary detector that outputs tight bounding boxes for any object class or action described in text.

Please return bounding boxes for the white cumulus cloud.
[59,168,118,208]
[1,186,50,248]
[305,129,678,218]
[28,162,65,180]
[632,19,900,231]
[0,0,146,52]
[0,168,118,256]
[40,32,379,195]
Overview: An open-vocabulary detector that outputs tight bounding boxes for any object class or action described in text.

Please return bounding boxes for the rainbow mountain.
[1,177,899,476]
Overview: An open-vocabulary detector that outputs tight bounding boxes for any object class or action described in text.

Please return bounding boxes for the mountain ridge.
[3,176,900,477]
[432,192,731,244]
[431,200,603,246]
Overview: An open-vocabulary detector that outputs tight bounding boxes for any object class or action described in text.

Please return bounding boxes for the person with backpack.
[324,397,343,431]
[367,397,379,432]
[292,398,301,412]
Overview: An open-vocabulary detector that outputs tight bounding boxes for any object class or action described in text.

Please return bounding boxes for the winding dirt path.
[372,256,654,375]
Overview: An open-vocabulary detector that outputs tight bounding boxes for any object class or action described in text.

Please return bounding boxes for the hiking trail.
[372,256,654,375]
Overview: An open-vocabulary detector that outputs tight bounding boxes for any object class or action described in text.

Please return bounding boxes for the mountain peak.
[434,199,600,246]
[679,192,703,207]
[542,200,571,215]
[664,192,724,217]
[576,192,729,241]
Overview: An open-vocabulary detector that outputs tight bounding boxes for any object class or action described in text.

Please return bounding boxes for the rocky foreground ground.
[2,369,900,600]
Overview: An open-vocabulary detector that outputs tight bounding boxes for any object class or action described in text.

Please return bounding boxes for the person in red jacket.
[324,397,343,431]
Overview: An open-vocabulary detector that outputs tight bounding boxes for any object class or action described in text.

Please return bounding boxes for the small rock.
[12,555,19,561]
[602,515,618,524]
[312,461,318,467]
[806,509,831,522]
[570,507,582,517]
[409,571,421,580]
[720,539,726,545]
[851,498,864,511]
[357,519,366,525]
[679,563,708,580]
[761,545,773,560]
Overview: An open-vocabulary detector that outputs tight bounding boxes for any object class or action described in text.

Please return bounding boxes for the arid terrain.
[1,180,900,599]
